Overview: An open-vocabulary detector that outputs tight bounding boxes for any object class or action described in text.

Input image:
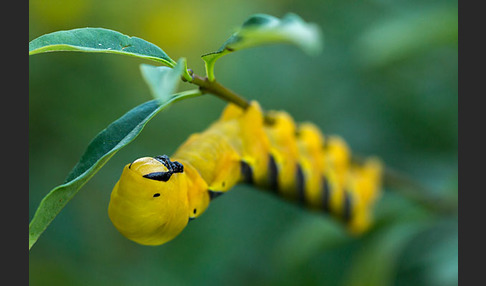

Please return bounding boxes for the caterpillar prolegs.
[108,101,382,246]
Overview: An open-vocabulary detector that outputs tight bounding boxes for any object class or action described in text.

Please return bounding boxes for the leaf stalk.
[190,72,251,109]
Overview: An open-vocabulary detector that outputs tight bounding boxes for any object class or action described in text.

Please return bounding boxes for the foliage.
[29,12,322,250]
[29,1,457,286]
[201,13,322,81]
[29,27,177,66]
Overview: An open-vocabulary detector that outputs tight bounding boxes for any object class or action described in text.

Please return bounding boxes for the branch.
[189,72,250,109]
[382,167,457,214]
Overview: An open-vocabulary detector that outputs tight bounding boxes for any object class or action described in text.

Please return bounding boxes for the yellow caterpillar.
[108,101,382,246]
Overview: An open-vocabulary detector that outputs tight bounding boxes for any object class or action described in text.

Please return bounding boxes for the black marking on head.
[268,154,279,192]
[171,161,184,173]
[343,191,352,222]
[193,208,197,214]
[188,217,196,222]
[240,160,254,184]
[153,193,161,198]
[209,190,224,200]
[154,154,170,165]
[154,155,184,174]
[128,162,133,169]
[321,176,330,212]
[296,164,306,205]
[143,171,172,182]
[143,155,184,182]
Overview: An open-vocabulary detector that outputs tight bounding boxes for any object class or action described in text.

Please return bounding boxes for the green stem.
[190,73,250,109]
[382,167,457,214]
[352,155,456,214]
[187,71,276,124]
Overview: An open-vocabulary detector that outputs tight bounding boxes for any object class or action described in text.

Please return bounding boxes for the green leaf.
[29,90,202,250]
[202,13,323,81]
[29,27,177,67]
[140,58,186,102]
[344,222,430,286]
[272,216,349,272]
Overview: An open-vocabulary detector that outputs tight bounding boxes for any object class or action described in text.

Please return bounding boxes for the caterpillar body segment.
[108,101,382,245]
[109,157,193,246]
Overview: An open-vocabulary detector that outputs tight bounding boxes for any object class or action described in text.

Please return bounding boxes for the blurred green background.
[29,0,458,285]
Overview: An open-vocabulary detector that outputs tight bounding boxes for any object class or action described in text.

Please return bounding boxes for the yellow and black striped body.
[108,101,382,245]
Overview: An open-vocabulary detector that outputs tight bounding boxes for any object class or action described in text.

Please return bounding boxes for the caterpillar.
[108,101,382,246]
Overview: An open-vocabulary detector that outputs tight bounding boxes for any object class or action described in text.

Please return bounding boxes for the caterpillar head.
[108,155,194,246]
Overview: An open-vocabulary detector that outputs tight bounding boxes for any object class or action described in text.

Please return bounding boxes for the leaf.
[140,58,188,102]
[344,222,430,286]
[29,27,177,67]
[272,216,350,271]
[28,63,199,250]
[393,218,458,286]
[202,13,323,81]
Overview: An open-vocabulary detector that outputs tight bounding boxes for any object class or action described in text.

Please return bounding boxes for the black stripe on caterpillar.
[108,101,382,246]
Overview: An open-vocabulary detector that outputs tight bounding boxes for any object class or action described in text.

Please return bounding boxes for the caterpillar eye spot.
[153,193,161,198]
[193,209,197,214]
